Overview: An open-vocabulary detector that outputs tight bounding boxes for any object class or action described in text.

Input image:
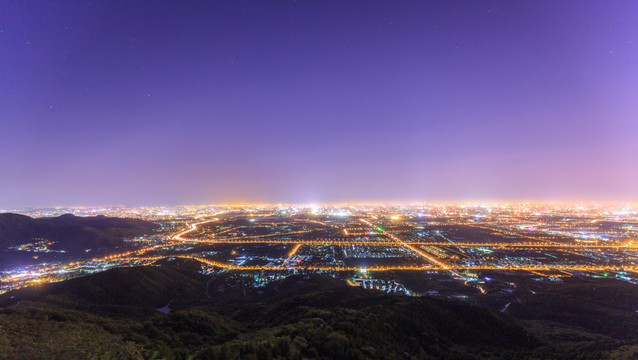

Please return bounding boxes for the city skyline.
[2,1,638,207]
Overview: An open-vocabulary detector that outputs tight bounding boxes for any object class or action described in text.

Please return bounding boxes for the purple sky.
[1,1,638,207]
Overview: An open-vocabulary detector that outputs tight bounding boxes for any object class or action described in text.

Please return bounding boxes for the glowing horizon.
[4,199,638,212]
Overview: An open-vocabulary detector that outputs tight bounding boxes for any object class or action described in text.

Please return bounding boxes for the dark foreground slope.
[0,261,543,360]
[0,213,159,251]
[0,261,632,360]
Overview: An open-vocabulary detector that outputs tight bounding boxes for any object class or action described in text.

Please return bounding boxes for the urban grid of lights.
[1,203,637,294]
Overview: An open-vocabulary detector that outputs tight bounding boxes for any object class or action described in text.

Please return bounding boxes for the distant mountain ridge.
[0,213,159,252]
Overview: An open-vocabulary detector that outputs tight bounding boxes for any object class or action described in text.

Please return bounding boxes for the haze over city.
[2,1,638,208]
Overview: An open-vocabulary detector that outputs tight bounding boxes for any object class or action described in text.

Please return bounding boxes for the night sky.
[2,1,637,207]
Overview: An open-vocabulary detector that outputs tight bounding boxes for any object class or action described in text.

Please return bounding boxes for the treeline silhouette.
[0,260,636,359]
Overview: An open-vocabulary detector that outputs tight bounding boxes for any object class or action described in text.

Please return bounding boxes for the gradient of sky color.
[1,1,638,208]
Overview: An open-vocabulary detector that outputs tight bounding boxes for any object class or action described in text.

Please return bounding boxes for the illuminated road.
[470,224,562,245]
[357,219,471,280]
[172,219,638,250]
[180,255,638,273]
[408,242,638,249]
[168,238,638,250]
[281,244,303,267]
[172,217,223,241]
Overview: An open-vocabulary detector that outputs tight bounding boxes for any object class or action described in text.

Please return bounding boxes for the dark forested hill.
[0,261,635,359]
[0,213,159,252]
[0,261,541,360]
